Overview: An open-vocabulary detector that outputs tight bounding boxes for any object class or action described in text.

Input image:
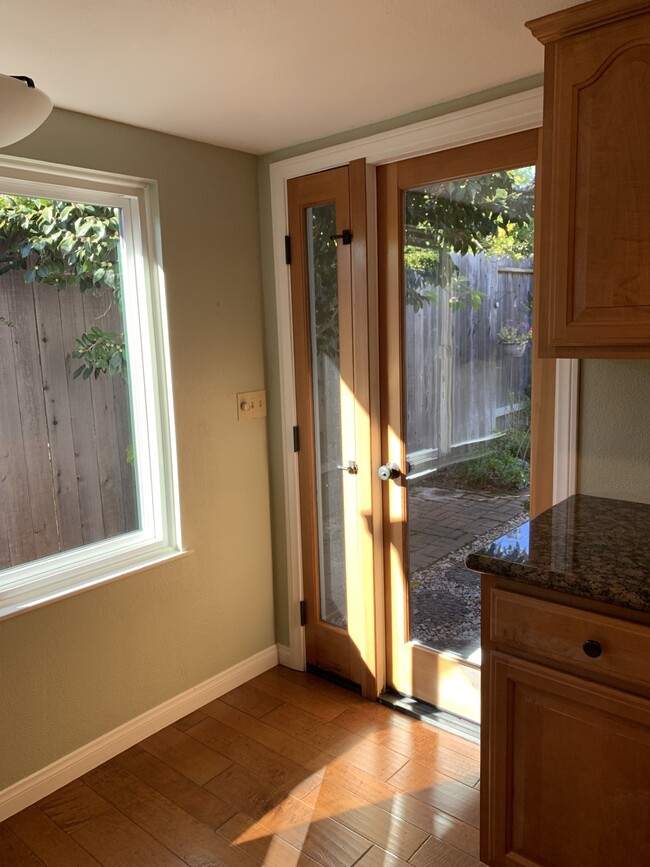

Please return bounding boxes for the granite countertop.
[465,494,650,614]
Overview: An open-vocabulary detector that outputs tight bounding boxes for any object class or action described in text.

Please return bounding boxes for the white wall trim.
[271,88,543,178]
[554,359,580,503]
[276,643,293,667]
[270,86,576,671]
[0,645,278,822]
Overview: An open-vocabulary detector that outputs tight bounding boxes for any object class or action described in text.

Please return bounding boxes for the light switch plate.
[237,389,266,420]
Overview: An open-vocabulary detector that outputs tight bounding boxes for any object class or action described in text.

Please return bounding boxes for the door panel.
[378,131,542,722]
[288,163,380,695]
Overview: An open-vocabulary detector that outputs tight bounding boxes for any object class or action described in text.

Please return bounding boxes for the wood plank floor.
[1,666,482,866]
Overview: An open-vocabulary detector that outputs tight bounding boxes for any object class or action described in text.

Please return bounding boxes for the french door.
[378,130,541,722]
[287,162,381,698]
[288,130,551,720]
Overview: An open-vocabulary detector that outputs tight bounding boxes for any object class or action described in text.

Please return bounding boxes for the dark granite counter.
[466,494,650,614]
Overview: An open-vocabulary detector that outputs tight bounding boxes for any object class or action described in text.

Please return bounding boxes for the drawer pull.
[583,639,602,659]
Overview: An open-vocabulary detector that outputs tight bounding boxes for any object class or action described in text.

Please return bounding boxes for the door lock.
[330,229,352,246]
[337,460,358,474]
[377,462,401,481]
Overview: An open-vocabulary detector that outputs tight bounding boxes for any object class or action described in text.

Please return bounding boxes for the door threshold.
[306,663,362,695]
[378,691,480,744]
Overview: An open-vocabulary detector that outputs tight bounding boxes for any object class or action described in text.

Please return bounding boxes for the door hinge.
[284,235,291,265]
[300,599,307,627]
[292,425,300,452]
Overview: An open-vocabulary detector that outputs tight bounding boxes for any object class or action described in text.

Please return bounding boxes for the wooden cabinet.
[481,577,650,866]
[528,0,650,357]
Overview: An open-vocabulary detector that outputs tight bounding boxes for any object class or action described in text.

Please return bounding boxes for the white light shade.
[0,74,53,147]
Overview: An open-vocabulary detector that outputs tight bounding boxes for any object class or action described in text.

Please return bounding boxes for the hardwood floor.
[1,667,482,866]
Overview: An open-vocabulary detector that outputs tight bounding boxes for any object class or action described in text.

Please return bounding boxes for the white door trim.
[270,86,575,672]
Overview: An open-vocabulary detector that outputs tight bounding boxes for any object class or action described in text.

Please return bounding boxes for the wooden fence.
[405,253,533,475]
[0,268,138,570]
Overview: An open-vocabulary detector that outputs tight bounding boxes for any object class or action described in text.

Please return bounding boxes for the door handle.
[377,462,401,481]
[337,461,358,474]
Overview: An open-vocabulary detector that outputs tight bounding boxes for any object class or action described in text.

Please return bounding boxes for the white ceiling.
[4,0,580,155]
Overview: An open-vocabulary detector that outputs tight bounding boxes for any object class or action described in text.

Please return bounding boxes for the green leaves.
[403,168,535,316]
[0,195,122,300]
[404,169,535,264]
[1,194,126,381]
[71,327,126,382]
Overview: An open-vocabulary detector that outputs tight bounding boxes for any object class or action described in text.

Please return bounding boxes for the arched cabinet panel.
[528,0,650,356]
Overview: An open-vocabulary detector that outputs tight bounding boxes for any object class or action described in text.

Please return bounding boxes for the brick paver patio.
[407,482,528,573]
[407,481,528,657]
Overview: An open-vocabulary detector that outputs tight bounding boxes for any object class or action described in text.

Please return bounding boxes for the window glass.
[0,195,139,568]
[0,167,180,617]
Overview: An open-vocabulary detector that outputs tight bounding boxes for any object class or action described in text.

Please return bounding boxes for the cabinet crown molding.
[526,0,650,44]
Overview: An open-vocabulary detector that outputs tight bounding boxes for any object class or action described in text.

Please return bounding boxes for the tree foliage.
[310,168,535,356]
[404,168,535,309]
[310,204,340,355]
[0,195,126,379]
[72,327,126,381]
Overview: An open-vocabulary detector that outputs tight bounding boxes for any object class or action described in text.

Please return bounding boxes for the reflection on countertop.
[465,494,650,613]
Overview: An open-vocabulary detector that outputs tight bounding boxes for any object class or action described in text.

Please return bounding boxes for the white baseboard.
[0,644,278,822]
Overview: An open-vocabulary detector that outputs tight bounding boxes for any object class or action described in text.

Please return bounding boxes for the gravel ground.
[409,510,528,657]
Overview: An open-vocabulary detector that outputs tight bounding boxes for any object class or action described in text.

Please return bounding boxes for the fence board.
[0,491,11,569]
[0,292,38,569]
[0,265,137,570]
[113,373,138,533]
[405,253,533,472]
[2,270,58,562]
[60,287,106,545]
[34,285,84,554]
[82,290,127,539]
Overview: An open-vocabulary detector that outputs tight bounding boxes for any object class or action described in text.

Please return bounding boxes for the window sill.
[0,549,192,623]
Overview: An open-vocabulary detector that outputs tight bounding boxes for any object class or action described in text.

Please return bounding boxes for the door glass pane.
[306,203,348,628]
[403,167,535,660]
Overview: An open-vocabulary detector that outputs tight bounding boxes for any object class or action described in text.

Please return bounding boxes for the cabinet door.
[537,10,650,355]
[483,652,650,866]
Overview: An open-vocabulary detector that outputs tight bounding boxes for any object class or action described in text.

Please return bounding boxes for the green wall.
[578,360,650,504]
[0,110,274,789]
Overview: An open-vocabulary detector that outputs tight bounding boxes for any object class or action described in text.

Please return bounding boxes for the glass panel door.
[404,169,534,664]
[306,202,351,629]
[378,131,539,722]
[288,165,368,686]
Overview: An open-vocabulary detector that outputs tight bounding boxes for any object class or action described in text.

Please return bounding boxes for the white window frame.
[0,156,183,620]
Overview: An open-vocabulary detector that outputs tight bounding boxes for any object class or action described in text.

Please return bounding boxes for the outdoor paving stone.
[472,522,510,533]
[408,498,528,655]
[454,534,477,547]
[419,527,465,541]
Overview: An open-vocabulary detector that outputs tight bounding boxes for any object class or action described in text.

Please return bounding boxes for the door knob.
[378,462,401,481]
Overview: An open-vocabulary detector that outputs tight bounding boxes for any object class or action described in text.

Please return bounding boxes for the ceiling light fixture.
[0,74,53,147]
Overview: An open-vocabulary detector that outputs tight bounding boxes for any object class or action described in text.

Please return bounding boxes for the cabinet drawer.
[490,589,650,686]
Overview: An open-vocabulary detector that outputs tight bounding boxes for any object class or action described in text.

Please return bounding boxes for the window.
[0,159,181,618]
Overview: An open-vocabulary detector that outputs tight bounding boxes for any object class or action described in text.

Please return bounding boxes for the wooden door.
[377,130,548,722]
[288,162,381,696]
